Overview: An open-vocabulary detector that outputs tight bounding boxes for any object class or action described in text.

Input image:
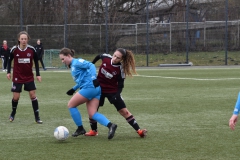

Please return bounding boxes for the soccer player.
[59,48,117,139]
[6,31,43,124]
[229,92,240,130]
[85,48,147,138]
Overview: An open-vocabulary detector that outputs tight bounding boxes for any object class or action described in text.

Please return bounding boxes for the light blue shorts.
[78,86,101,100]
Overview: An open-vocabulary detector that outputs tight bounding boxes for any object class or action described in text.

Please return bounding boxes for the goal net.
[43,49,67,69]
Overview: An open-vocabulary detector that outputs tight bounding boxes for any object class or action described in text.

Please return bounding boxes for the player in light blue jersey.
[59,48,117,139]
[229,92,240,130]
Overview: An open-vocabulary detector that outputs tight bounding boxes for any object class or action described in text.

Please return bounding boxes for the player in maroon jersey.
[6,31,43,124]
[85,48,147,138]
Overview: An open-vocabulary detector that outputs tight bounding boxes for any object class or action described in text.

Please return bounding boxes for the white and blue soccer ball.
[54,126,69,141]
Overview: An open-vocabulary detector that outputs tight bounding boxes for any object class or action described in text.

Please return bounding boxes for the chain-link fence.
[0,0,239,67]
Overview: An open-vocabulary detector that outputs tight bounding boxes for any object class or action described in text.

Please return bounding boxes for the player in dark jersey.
[85,48,147,138]
[6,31,43,124]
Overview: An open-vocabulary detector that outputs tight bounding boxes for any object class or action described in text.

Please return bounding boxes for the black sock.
[78,125,84,130]
[89,118,98,131]
[126,115,140,131]
[107,122,113,128]
[11,99,18,116]
[31,97,40,120]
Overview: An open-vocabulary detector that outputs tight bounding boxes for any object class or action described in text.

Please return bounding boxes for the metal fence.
[0,20,239,53]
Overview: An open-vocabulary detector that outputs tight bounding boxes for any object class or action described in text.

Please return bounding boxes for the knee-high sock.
[31,97,40,120]
[69,108,82,126]
[11,99,18,115]
[89,118,98,131]
[92,112,110,127]
[126,115,140,131]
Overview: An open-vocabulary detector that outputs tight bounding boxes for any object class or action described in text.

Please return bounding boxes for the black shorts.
[99,93,126,111]
[11,81,36,93]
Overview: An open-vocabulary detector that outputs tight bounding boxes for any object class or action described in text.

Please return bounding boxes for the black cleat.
[72,128,86,137]
[108,124,117,139]
[9,115,15,122]
[36,119,43,124]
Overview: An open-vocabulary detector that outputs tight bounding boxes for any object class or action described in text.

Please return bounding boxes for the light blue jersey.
[233,92,240,115]
[70,58,97,90]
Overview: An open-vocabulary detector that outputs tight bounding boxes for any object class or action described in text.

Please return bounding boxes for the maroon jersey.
[8,45,40,83]
[96,54,125,93]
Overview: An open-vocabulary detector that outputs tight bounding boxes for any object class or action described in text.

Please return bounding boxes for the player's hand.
[93,79,100,88]
[229,114,238,130]
[7,73,11,80]
[66,88,75,96]
[36,76,42,82]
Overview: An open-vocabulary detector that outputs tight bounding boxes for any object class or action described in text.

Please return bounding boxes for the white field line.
[135,75,240,81]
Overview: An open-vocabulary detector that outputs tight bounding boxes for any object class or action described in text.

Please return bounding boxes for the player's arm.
[92,54,101,64]
[7,47,15,74]
[233,92,240,115]
[117,74,124,94]
[229,92,240,130]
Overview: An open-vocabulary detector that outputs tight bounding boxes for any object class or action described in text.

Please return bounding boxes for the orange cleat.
[85,130,98,136]
[137,129,147,138]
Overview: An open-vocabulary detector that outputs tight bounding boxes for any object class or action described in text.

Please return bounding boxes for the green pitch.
[0,66,240,160]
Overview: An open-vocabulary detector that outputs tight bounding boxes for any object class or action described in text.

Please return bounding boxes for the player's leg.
[85,87,117,139]
[85,94,105,136]
[68,91,88,137]
[25,81,42,124]
[9,83,22,122]
[110,94,147,138]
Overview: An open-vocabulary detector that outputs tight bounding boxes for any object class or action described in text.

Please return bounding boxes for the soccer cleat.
[108,123,117,139]
[137,129,147,138]
[9,115,15,122]
[72,128,86,137]
[36,119,43,124]
[85,130,98,136]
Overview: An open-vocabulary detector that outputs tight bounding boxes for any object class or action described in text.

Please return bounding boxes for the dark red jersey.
[8,45,40,83]
[95,54,125,93]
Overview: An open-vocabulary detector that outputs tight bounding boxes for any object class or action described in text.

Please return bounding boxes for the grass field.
[1,66,240,160]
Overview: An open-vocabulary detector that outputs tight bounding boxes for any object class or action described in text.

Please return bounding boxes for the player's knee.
[118,108,130,117]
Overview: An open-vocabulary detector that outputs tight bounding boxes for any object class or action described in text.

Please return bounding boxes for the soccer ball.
[54,126,69,141]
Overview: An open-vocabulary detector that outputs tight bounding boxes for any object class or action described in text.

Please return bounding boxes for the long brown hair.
[116,48,137,77]
[59,48,75,57]
[17,31,30,45]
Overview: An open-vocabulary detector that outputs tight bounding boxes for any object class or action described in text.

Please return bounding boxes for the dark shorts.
[99,93,126,111]
[11,81,36,93]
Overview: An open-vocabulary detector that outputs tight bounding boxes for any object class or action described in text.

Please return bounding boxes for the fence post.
[135,24,137,54]
[105,0,109,54]
[170,22,172,52]
[64,0,68,48]
[204,21,206,48]
[225,0,228,65]
[238,20,239,48]
[20,0,23,31]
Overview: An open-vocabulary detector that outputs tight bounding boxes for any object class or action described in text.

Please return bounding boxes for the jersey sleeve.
[233,92,240,115]
[7,46,16,73]
[76,59,97,79]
